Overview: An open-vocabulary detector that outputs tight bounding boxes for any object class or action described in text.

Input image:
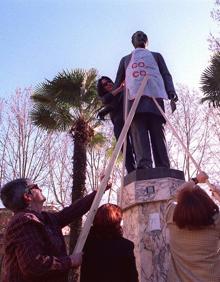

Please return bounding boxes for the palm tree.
[30,68,102,256]
[201,52,220,107]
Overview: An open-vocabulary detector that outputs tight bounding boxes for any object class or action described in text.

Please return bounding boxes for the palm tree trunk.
[69,118,92,282]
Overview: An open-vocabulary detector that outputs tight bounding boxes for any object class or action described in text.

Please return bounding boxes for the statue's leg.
[130,113,153,169]
[148,114,170,168]
[125,132,136,173]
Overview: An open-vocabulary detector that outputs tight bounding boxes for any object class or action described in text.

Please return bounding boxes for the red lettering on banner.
[131,61,147,77]
[132,71,139,77]
[140,70,146,76]
[138,62,145,67]
[132,63,138,68]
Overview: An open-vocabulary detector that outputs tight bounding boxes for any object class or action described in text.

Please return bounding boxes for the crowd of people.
[1,30,220,282]
[1,172,220,282]
[0,178,138,282]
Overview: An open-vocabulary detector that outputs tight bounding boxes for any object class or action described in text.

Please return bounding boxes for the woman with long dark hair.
[80,203,138,282]
[97,76,135,173]
[166,172,220,281]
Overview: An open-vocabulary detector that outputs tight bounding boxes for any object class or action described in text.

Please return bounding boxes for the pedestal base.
[121,168,184,282]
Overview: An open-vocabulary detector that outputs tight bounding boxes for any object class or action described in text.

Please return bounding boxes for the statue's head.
[131,31,148,48]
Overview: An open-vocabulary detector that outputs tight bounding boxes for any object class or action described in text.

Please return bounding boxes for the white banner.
[125,48,168,100]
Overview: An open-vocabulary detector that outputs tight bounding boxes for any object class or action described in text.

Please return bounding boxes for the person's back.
[81,233,138,282]
[166,175,220,282]
[167,203,220,281]
[80,204,138,282]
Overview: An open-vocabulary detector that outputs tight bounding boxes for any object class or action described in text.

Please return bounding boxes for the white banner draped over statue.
[125,48,168,100]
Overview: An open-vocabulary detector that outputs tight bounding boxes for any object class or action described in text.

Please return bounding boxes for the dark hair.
[0,179,29,212]
[131,31,148,46]
[173,185,219,229]
[92,203,123,238]
[97,76,113,97]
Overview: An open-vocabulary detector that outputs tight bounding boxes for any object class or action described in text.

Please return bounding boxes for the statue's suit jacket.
[114,51,177,122]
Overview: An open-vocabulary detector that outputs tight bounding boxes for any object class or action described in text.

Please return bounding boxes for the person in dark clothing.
[114,31,178,169]
[80,203,138,282]
[0,178,100,282]
[97,76,136,173]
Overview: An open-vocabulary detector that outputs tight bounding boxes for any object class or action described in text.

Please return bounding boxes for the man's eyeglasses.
[25,184,40,194]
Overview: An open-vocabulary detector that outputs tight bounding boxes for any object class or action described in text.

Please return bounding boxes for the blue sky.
[0,0,215,98]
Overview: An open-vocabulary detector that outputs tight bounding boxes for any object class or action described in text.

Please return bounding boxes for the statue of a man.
[114,31,178,169]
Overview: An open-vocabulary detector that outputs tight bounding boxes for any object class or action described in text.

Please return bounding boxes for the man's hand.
[196,171,208,183]
[97,112,105,121]
[99,174,112,191]
[112,82,124,96]
[69,252,83,268]
[105,181,112,191]
[169,92,178,102]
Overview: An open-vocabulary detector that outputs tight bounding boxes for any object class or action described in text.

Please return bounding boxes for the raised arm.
[175,171,208,197]
[54,191,96,228]
[111,83,124,96]
[166,171,208,221]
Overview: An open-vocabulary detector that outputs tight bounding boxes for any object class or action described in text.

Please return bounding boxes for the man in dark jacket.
[0,178,98,282]
[114,31,178,169]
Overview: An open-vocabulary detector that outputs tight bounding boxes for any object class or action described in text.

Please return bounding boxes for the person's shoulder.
[8,210,43,228]
[151,51,163,58]
[120,53,132,62]
[5,212,44,240]
[122,52,132,58]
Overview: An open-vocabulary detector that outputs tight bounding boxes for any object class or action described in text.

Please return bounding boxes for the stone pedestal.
[120,168,185,282]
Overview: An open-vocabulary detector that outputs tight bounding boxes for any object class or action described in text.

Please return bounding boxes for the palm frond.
[30,104,73,132]
[30,68,100,131]
[31,91,54,104]
[80,68,98,105]
[201,52,220,107]
[89,132,107,147]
